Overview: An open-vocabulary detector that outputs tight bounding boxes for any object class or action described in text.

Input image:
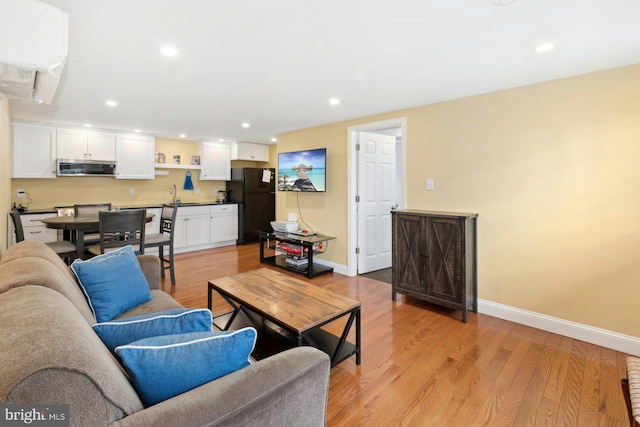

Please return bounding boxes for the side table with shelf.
[258,231,336,278]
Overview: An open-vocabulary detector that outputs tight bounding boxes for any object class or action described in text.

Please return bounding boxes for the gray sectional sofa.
[0,240,330,426]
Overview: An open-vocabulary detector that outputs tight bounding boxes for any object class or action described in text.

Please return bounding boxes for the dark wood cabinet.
[391,210,478,322]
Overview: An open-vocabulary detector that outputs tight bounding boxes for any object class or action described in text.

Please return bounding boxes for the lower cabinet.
[391,210,478,323]
[9,212,59,246]
[173,204,238,253]
[174,206,210,249]
[209,204,238,243]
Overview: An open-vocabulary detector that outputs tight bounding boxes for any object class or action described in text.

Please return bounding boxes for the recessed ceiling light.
[271,137,278,142]
[534,42,555,53]
[134,129,141,133]
[329,98,340,106]
[241,122,250,128]
[218,138,224,142]
[105,100,117,107]
[161,46,178,57]
[179,134,186,138]
[491,0,518,6]
[83,123,92,128]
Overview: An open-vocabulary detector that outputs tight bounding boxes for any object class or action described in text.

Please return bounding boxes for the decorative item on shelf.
[173,155,181,164]
[183,170,194,190]
[156,153,166,163]
[191,155,201,165]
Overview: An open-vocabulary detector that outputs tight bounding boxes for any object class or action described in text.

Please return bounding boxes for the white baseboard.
[479,299,640,356]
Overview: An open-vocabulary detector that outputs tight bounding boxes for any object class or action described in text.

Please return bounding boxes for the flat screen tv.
[278,148,326,192]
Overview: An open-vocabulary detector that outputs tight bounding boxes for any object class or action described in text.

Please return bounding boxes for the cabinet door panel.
[210,213,238,242]
[57,128,88,159]
[88,132,116,160]
[116,134,154,179]
[186,215,210,246]
[425,218,463,303]
[199,142,230,180]
[393,214,425,293]
[12,124,57,178]
[173,218,188,248]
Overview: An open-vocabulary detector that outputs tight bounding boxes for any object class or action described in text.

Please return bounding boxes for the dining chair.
[143,204,177,285]
[74,203,112,245]
[87,209,146,256]
[10,209,77,265]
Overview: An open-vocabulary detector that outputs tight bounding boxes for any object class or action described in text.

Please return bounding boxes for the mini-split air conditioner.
[0,0,68,104]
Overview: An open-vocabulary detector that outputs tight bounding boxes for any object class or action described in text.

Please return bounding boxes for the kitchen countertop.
[17,202,237,215]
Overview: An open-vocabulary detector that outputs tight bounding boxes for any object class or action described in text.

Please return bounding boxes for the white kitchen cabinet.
[9,212,59,246]
[57,129,116,161]
[198,141,231,181]
[115,134,155,179]
[210,204,238,243]
[143,207,162,234]
[174,206,210,249]
[12,123,58,179]
[231,141,270,162]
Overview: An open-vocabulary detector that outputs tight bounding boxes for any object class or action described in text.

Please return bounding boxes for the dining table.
[41,211,155,259]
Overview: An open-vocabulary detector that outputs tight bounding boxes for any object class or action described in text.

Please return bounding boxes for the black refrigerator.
[226,168,276,244]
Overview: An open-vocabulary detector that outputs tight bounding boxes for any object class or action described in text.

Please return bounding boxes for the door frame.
[347,117,407,276]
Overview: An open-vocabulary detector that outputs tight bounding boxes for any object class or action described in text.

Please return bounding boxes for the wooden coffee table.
[208,268,361,367]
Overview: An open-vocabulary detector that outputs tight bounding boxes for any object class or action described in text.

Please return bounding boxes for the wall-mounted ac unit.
[0,0,69,104]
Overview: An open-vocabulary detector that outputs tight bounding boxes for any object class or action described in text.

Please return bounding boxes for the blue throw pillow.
[116,328,257,407]
[71,245,152,322]
[93,308,213,352]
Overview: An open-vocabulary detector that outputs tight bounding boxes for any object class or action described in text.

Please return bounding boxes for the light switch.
[426,178,434,191]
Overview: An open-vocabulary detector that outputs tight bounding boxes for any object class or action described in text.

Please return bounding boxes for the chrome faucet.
[170,184,179,205]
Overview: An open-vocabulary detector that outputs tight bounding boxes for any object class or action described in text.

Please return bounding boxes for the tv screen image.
[278,148,326,192]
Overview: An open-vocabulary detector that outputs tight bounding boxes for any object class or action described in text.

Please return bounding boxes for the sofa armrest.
[110,346,330,427]
[136,255,161,290]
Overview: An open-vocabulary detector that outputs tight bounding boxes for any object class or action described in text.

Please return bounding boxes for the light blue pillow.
[93,308,213,352]
[116,328,257,407]
[71,245,152,322]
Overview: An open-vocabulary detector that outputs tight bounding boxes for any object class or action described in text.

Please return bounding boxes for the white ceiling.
[8,0,640,144]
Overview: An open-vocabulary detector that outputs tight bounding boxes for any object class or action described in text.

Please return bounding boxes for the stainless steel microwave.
[56,159,117,177]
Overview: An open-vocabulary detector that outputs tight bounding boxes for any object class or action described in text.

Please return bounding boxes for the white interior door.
[357,131,396,273]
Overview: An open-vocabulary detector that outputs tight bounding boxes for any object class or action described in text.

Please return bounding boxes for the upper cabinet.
[13,122,155,179]
[12,123,57,179]
[115,134,155,179]
[231,141,269,162]
[57,128,116,161]
[198,141,231,181]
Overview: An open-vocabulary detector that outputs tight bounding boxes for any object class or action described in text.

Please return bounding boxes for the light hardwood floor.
[165,244,632,426]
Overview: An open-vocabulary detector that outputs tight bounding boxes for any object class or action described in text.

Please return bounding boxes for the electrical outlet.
[17,189,25,199]
[129,188,135,196]
[426,178,434,191]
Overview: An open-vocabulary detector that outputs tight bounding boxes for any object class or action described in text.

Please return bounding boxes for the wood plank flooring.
[164,244,632,426]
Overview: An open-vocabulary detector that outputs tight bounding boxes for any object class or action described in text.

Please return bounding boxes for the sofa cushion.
[93,308,213,352]
[71,245,152,322]
[0,256,96,324]
[0,286,144,422]
[114,290,183,320]
[116,328,257,407]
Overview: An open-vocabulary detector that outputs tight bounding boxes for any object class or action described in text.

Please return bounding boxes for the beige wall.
[277,63,640,337]
[0,96,11,252]
[9,137,261,210]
